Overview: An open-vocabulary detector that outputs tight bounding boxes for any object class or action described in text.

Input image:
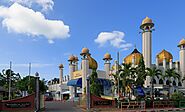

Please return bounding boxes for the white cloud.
[0,3,70,44]
[94,31,132,50]
[9,0,54,12]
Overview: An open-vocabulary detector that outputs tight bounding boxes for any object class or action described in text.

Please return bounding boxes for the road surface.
[44,101,83,112]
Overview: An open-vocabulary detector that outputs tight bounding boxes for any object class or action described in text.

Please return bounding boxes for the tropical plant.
[146,67,162,99]
[119,63,135,97]
[89,69,103,96]
[1,69,21,89]
[163,68,180,99]
[135,56,147,86]
[17,76,48,94]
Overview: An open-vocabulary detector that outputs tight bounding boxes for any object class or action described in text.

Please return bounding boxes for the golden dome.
[142,16,153,25]
[103,53,112,60]
[80,47,90,55]
[157,49,173,64]
[87,55,98,69]
[59,64,64,68]
[74,56,79,62]
[178,38,185,47]
[124,48,142,65]
[68,55,75,62]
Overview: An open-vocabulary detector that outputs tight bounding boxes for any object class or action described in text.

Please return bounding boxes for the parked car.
[44,93,53,101]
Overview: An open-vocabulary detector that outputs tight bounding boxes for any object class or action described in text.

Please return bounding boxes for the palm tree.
[163,68,180,99]
[146,67,162,99]
[119,63,136,97]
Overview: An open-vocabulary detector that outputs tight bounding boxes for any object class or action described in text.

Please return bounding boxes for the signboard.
[5,102,31,108]
[93,100,113,106]
[72,70,82,79]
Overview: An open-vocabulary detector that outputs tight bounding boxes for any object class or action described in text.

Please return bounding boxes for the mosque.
[55,17,185,99]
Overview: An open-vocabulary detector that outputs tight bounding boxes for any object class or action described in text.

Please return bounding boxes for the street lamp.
[86,76,90,111]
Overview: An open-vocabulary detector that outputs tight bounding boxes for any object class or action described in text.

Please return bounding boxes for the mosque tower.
[68,55,75,98]
[140,17,154,87]
[80,48,90,94]
[59,64,64,84]
[140,16,154,68]
[103,53,112,79]
[178,38,185,87]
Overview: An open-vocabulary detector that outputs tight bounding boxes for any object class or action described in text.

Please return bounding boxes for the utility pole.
[28,63,31,92]
[117,52,120,108]
[8,61,12,100]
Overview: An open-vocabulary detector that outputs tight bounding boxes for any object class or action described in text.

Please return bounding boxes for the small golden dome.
[87,55,98,69]
[142,16,153,25]
[178,38,185,47]
[124,48,142,65]
[103,53,112,60]
[59,64,64,68]
[80,47,90,55]
[157,49,173,64]
[68,55,75,62]
[74,56,79,62]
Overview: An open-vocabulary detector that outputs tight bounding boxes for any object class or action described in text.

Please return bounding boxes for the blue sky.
[0,0,185,80]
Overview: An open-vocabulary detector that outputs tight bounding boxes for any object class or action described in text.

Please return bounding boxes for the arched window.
[153,79,156,84]
[166,80,170,85]
[173,81,176,86]
[178,82,182,86]
[159,79,163,84]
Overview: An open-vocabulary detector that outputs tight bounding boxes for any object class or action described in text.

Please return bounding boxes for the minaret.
[163,57,167,70]
[103,53,112,79]
[59,64,64,84]
[74,56,79,71]
[169,59,173,69]
[68,55,75,98]
[140,16,154,87]
[178,38,185,87]
[140,16,154,68]
[80,48,90,95]
[156,55,159,68]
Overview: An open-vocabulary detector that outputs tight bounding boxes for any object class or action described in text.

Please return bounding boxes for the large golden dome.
[124,48,142,65]
[157,49,173,64]
[142,16,153,25]
[178,38,185,47]
[87,55,98,70]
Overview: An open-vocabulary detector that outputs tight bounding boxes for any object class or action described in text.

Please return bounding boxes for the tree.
[17,76,47,94]
[119,63,135,97]
[163,68,180,99]
[146,67,162,99]
[135,56,147,86]
[89,69,103,96]
[1,69,21,90]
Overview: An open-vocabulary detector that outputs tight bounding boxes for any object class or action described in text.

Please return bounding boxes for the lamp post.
[35,72,40,112]
[86,76,90,111]
[8,61,12,100]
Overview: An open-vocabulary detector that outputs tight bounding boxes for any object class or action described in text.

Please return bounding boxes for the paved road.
[44,101,83,112]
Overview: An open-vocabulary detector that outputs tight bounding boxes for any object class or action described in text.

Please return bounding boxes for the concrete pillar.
[69,64,75,98]
[169,59,173,69]
[59,64,64,84]
[104,61,111,79]
[82,58,89,94]
[179,44,185,87]
[142,31,152,68]
[156,55,159,68]
[163,57,167,70]
[35,72,40,112]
